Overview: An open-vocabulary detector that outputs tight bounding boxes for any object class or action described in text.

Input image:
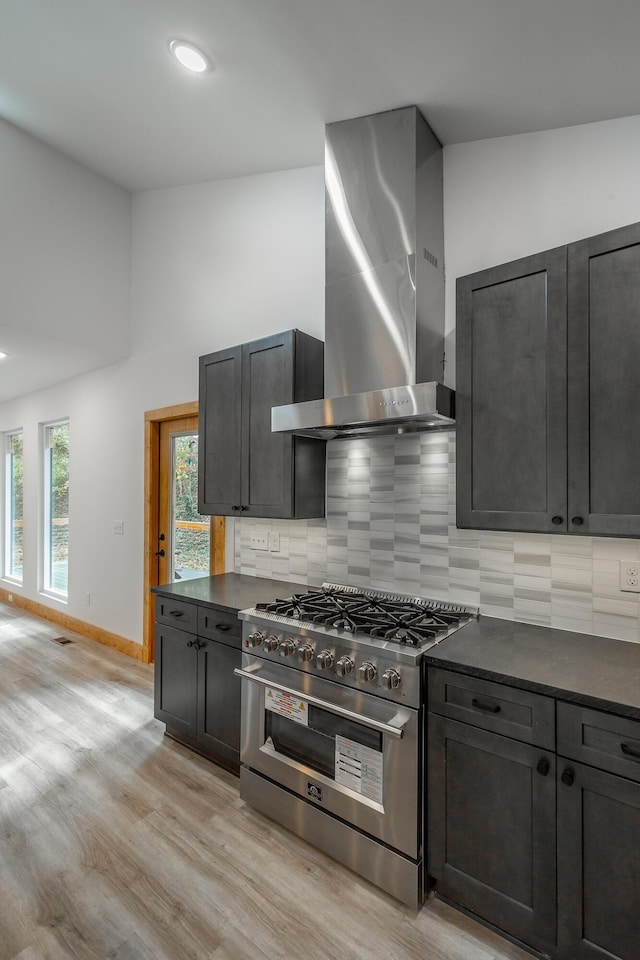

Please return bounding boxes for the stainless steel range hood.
[272,105,454,440]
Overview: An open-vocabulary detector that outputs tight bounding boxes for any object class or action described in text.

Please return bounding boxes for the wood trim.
[143,414,161,665]
[211,515,225,575]
[142,401,226,665]
[145,401,198,422]
[0,587,144,661]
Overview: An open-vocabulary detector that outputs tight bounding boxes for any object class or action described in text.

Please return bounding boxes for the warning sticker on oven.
[264,687,308,726]
[335,735,383,804]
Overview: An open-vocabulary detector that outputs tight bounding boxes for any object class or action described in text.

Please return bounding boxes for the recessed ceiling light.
[169,39,212,74]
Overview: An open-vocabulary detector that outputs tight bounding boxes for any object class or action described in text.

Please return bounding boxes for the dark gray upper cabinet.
[457,221,640,536]
[457,247,567,533]
[199,330,326,519]
[567,222,640,537]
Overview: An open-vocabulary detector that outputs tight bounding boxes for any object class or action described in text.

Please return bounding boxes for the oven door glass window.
[264,691,384,802]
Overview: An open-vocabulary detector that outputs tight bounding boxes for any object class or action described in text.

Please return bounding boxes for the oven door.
[236,654,421,859]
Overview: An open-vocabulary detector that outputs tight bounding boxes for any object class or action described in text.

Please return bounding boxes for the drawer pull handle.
[536,758,550,776]
[621,742,640,760]
[168,610,184,618]
[471,697,501,714]
[215,623,231,632]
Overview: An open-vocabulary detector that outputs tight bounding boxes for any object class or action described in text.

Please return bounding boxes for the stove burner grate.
[255,587,474,646]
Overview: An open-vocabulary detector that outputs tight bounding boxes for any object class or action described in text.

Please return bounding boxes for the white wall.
[0,117,131,354]
[0,161,325,644]
[442,114,640,385]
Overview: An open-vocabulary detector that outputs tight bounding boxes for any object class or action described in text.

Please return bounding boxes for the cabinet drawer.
[197,607,241,649]
[558,701,640,783]
[428,668,555,750]
[154,595,198,635]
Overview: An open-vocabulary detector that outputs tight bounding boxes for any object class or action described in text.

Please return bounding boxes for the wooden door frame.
[143,402,225,664]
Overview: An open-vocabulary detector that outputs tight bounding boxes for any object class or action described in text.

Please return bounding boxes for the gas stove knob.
[247,630,265,648]
[278,638,296,657]
[381,668,401,691]
[316,649,334,670]
[263,634,279,652]
[336,656,355,677]
[359,661,377,683]
[297,643,315,663]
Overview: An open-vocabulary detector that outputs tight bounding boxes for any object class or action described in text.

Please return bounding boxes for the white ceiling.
[3,0,640,403]
[3,0,640,192]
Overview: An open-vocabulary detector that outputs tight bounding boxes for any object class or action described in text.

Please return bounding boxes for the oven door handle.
[234,667,407,739]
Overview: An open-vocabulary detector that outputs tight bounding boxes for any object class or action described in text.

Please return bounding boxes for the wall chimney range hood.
[272,105,454,440]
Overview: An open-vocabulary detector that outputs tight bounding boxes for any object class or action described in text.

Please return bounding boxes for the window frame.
[41,418,70,601]
[3,428,24,585]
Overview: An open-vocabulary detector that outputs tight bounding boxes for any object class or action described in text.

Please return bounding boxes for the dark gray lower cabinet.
[429,673,640,960]
[557,762,640,960]
[154,622,198,741]
[196,639,241,773]
[154,603,241,775]
[428,714,557,953]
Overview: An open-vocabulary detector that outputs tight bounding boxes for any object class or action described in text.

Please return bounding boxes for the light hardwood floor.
[0,600,532,960]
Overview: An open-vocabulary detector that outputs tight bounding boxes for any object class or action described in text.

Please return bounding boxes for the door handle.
[234,667,408,739]
[155,549,165,557]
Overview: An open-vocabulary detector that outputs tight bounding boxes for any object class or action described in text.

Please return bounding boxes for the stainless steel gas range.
[235,583,477,908]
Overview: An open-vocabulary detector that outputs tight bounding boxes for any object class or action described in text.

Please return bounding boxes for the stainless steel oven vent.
[272,105,454,439]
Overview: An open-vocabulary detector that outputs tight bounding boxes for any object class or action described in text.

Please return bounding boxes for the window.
[4,430,23,582]
[43,420,69,597]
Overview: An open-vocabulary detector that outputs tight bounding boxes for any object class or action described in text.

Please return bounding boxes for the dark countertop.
[426,616,640,720]
[151,573,309,615]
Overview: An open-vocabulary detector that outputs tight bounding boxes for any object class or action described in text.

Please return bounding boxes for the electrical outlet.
[7,593,13,602]
[269,532,280,552]
[620,561,640,592]
[250,533,269,551]
[113,521,124,535]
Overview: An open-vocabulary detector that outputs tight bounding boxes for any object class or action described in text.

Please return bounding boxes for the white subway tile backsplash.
[234,435,640,644]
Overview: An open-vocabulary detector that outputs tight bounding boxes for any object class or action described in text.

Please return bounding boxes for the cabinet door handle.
[561,768,575,786]
[155,549,166,557]
[187,639,196,647]
[232,505,239,511]
[571,516,584,526]
[168,610,184,618]
[215,623,231,632]
[536,758,550,776]
[551,515,563,525]
[471,697,501,714]
[239,505,248,512]
[621,742,640,760]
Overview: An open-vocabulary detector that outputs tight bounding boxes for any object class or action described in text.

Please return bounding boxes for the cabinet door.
[428,714,556,953]
[241,331,295,518]
[557,759,640,960]
[199,345,243,515]
[456,247,567,533]
[197,640,242,775]
[154,623,198,740]
[568,222,640,537]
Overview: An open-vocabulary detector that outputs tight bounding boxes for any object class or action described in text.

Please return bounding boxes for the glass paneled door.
[158,417,211,584]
